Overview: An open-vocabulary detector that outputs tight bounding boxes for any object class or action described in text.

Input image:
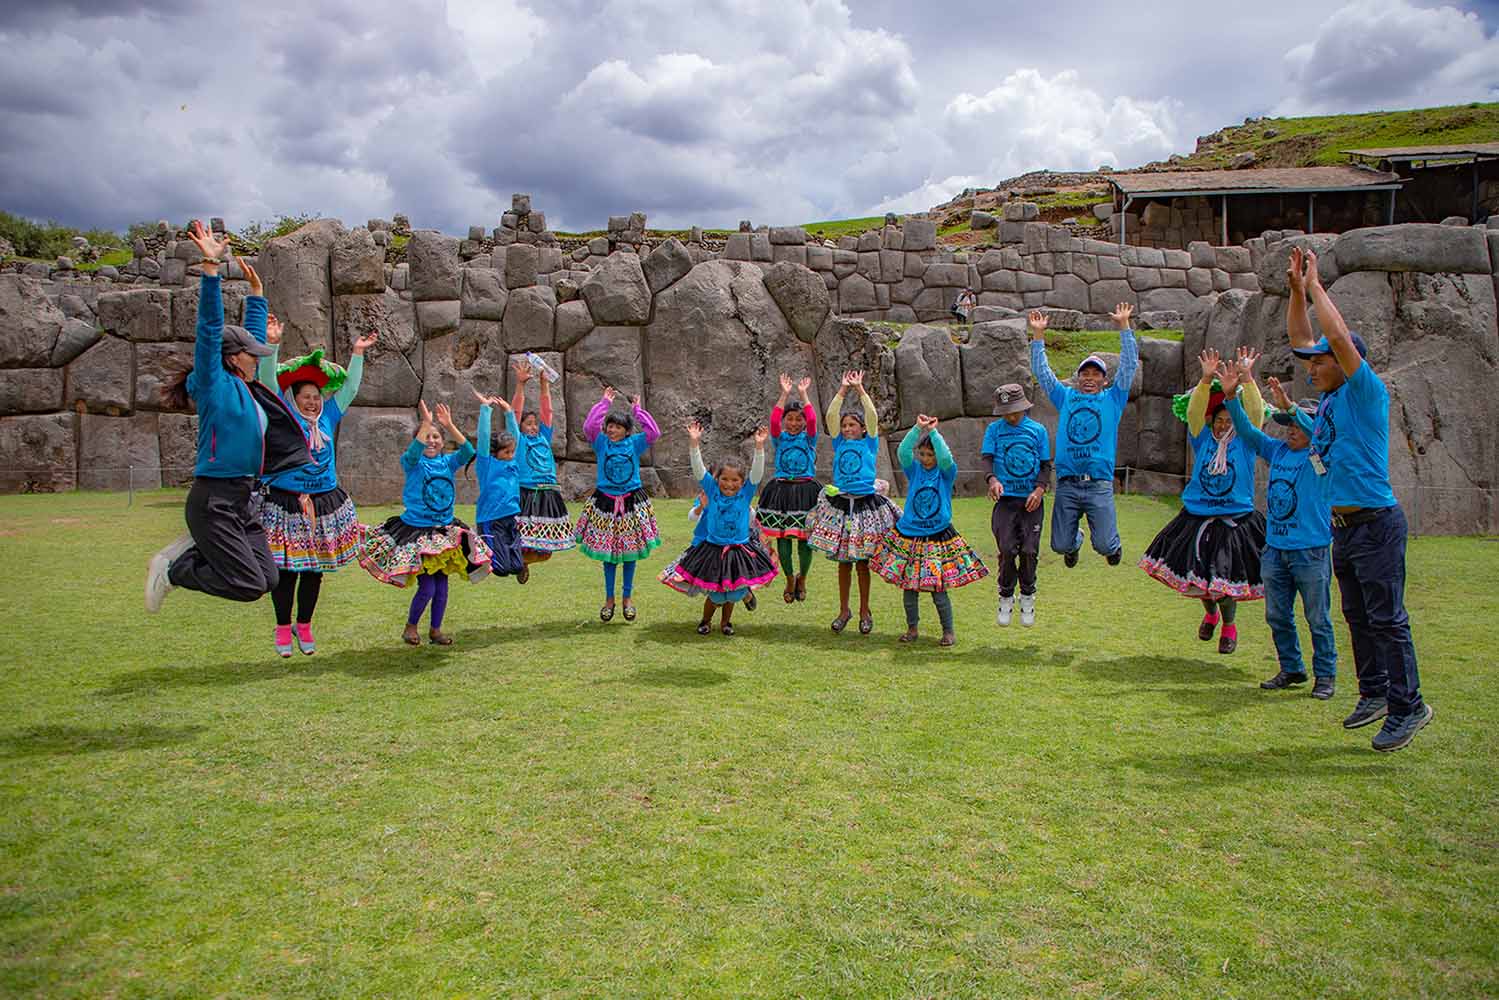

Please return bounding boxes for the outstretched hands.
[778,372,793,394]
[1198,348,1221,384]
[753,423,769,446]
[840,369,865,392]
[1265,375,1293,411]
[1287,247,1323,295]
[601,385,617,403]
[472,389,510,410]
[266,314,283,346]
[1235,346,1260,380]
[1027,309,1049,340]
[352,330,378,355]
[1111,302,1133,330]
[686,418,703,444]
[1218,359,1241,395]
[187,220,229,266]
[434,402,458,431]
[512,358,533,383]
[796,375,812,396]
[237,256,262,296]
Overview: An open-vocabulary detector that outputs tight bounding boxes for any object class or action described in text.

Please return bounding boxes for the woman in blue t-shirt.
[508,359,575,565]
[807,370,901,635]
[1140,347,1268,654]
[871,415,988,647]
[255,321,375,657]
[659,420,777,636]
[358,400,495,646]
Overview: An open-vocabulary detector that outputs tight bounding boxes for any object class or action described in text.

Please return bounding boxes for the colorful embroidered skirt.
[574,488,661,563]
[870,525,989,592]
[358,515,493,587]
[755,477,823,539]
[258,486,362,572]
[1139,508,1266,601]
[808,491,901,562]
[659,539,779,603]
[478,515,526,578]
[517,485,575,553]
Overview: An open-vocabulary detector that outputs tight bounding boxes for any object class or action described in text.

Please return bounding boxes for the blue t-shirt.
[517,424,558,488]
[265,399,345,495]
[475,407,522,523]
[1181,426,1258,517]
[700,472,755,545]
[772,428,818,480]
[981,416,1050,499]
[400,440,473,528]
[831,434,878,495]
[1030,332,1136,479]
[1227,398,1330,550]
[1313,361,1397,509]
[591,431,650,495]
[896,460,956,536]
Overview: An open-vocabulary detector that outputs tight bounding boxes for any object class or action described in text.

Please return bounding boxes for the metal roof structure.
[1344,143,1499,162]
[1106,165,1403,199]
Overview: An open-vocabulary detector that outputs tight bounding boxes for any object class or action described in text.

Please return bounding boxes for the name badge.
[1309,453,1327,476]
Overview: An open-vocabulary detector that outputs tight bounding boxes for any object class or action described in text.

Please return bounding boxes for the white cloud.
[1279,0,1499,113]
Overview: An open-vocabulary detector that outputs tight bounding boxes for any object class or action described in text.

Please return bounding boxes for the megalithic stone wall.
[2,204,1496,533]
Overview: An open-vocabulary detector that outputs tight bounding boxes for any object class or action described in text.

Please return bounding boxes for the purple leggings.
[407,572,450,629]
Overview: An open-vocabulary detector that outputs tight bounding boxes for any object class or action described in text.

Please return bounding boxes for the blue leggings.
[407,572,449,629]
[603,561,637,599]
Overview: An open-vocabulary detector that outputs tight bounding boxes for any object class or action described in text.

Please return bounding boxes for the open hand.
[1198,348,1221,384]
[779,372,793,393]
[265,314,282,346]
[796,376,812,394]
[847,370,865,390]
[1287,247,1306,295]
[1236,345,1261,377]
[601,386,617,403]
[434,402,454,429]
[686,419,703,444]
[628,393,642,410]
[237,256,262,296]
[1266,375,1293,411]
[352,330,377,355]
[753,424,769,445]
[512,359,533,382]
[418,400,433,425]
[1027,309,1048,340]
[1217,360,1240,395]
[1304,250,1322,290]
[187,220,229,263]
[1111,302,1134,330]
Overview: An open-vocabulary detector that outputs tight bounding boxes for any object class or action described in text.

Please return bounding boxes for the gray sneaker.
[1311,677,1335,700]
[1342,696,1388,730]
[1372,703,1434,753]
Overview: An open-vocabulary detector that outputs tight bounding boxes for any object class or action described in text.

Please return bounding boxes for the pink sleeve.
[582,396,610,440]
[770,406,783,438]
[634,404,661,444]
[804,407,816,438]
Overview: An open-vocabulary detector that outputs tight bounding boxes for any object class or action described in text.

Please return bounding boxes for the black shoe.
[1311,678,1335,700]
[1064,550,1078,568]
[1372,703,1433,752]
[743,591,757,612]
[1342,696,1388,730]
[1106,550,1121,566]
[1260,670,1308,690]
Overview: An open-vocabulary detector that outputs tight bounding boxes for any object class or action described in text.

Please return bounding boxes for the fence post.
[127,465,134,507]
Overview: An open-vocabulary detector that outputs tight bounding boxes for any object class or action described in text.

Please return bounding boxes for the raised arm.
[436,402,466,449]
[1109,303,1138,406]
[185,222,227,397]
[401,438,424,469]
[333,330,374,411]
[686,420,707,481]
[1027,310,1066,408]
[750,424,769,485]
[632,395,661,445]
[1187,349,1219,436]
[582,390,612,440]
[505,407,520,443]
[773,373,791,436]
[1304,252,1362,377]
[859,388,879,439]
[825,384,846,435]
[538,371,553,427]
[1286,247,1316,350]
[897,424,920,468]
[476,403,492,459]
[257,339,280,391]
[1225,396,1275,460]
[930,427,955,472]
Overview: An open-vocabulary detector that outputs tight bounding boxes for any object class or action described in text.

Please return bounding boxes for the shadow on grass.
[1072,654,1265,716]
[1107,743,1389,786]
[0,723,204,758]
[95,644,457,697]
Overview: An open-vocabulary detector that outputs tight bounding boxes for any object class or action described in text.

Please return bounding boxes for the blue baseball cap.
[1292,332,1368,359]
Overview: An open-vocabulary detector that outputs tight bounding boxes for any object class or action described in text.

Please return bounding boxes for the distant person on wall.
[574,387,662,622]
[145,221,311,613]
[951,288,976,323]
[509,359,575,566]
[1139,347,1268,655]
[1224,368,1337,699]
[254,317,376,657]
[756,372,821,603]
[1028,304,1138,568]
[1286,247,1431,751]
[981,383,1052,628]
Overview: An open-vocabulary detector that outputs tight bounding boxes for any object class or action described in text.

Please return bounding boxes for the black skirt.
[519,486,569,519]
[1139,509,1266,601]
[659,538,779,602]
[756,478,823,539]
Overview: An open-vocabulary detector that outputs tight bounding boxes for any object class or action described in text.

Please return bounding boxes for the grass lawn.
[1043,329,1182,374]
[800,217,887,241]
[1,490,1495,998]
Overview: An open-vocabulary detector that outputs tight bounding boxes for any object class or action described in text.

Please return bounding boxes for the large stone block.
[1334,223,1491,276]
[158,412,197,486]
[52,318,102,367]
[812,317,897,430]
[501,285,557,352]
[958,319,1029,417]
[407,230,461,301]
[1134,394,1187,474]
[839,273,878,313]
[554,299,595,351]
[415,299,460,339]
[330,227,385,295]
[643,238,694,294]
[1138,336,1185,398]
[134,342,194,412]
[335,406,423,503]
[564,327,643,458]
[1389,271,1498,369]
[96,287,172,342]
[0,413,76,492]
[723,233,752,261]
[903,219,937,252]
[580,252,651,325]
[1137,288,1200,314]
[1256,234,1339,296]
[261,219,343,355]
[923,263,968,288]
[1045,274,1091,312]
[0,369,64,415]
[769,226,807,245]
[332,289,423,407]
[65,334,133,413]
[1089,279,1136,313]
[78,412,159,491]
[504,243,538,290]
[460,266,508,321]
[0,275,64,366]
[894,324,963,425]
[764,262,830,344]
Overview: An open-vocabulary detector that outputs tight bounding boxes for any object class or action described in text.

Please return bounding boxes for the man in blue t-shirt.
[1029,303,1138,568]
[980,383,1052,627]
[1286,247,1430,752]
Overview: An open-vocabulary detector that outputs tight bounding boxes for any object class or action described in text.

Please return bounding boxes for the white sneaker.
[996,596,1013,627]
[1019,594,1036,627]
[145,533,192,613]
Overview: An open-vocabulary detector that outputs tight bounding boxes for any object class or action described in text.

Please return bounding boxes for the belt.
[1058,474,1105,483]
[1331,506,1389,529]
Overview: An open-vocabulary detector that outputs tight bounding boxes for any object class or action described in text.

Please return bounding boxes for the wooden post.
[1221,195,1229,245]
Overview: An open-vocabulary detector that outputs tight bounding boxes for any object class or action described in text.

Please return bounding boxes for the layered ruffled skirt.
[258,486,362,572]
[573,488,661,563]
[755,478,823,540]
[517,486,575,554]
[658,539,779,604]
[1139,509,1266,601]
[808,491,901,562]
[870,525,989,592]
[358,516,493,587]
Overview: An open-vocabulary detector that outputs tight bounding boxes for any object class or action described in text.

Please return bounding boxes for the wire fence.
[2,464,1495,537]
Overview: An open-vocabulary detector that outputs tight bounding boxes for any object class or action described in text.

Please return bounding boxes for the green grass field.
[2,490,1495,998]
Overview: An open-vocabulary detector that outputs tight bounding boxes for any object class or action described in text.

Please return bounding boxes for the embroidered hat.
[992,383,1032,415]
[276,348,349,395]
[1075,354,1109,377]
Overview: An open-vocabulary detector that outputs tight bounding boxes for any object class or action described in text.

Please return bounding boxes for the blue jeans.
[1261,545,1337,679]
[1050,478,1120,557]
[1332,506,1423,716]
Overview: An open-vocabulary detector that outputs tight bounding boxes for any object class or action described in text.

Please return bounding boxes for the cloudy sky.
[2,0,1496,235]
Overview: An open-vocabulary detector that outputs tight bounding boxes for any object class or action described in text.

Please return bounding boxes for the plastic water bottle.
[525,351,561,382]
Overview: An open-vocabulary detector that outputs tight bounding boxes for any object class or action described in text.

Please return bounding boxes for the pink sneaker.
[294,622,315,656]
[274,625,294,658]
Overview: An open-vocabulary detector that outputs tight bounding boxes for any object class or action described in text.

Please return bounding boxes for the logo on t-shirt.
[910,484,941,523]
[422,473,454,512]
[778,442,812,477]
[1198,459,1236,499]
[1002,439,1039,480]
[1267,477,1297,521]
[713,500,742,537]
[602,451,634,489]
[1313,404,1336,461]
[1066,406,1102,446]
[835,447,864,479]
[525,438,551,473]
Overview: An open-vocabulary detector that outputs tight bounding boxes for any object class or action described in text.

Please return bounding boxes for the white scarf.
[1208,423,1235,475]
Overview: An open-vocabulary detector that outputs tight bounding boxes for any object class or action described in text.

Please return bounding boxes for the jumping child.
[509,359,575,565]
[575,387,662,622]
[1139,347,1267,654]
[254,318,376,656]
[871,415,989,647]
[358,401,494,645]
[471,390,526,583]
[660,420,777,635]
[808,370,901,635]
[980,383,1052,627]
[756,372,821,603]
